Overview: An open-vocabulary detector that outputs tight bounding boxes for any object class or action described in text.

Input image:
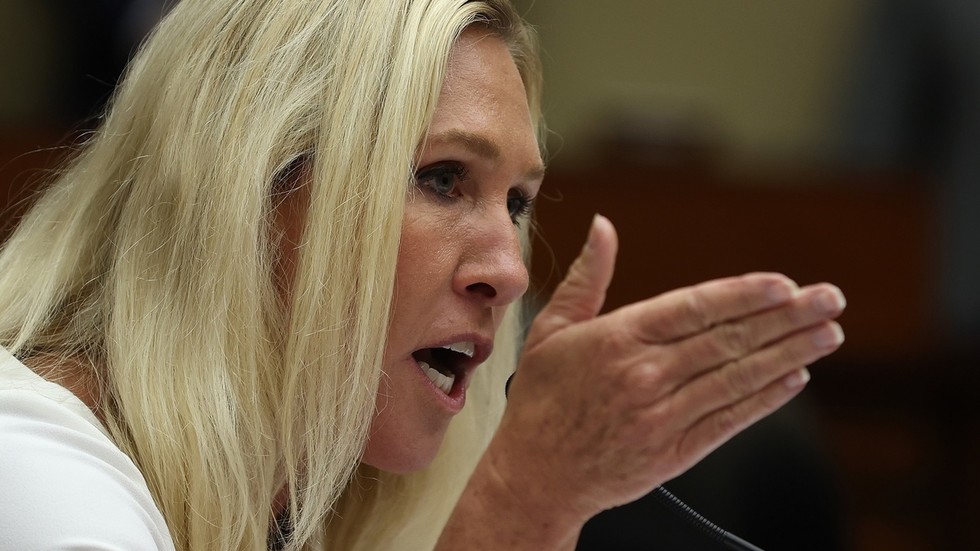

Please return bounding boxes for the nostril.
[466,281,497,299]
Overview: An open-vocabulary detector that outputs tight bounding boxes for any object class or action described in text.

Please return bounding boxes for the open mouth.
[411,341,475,395]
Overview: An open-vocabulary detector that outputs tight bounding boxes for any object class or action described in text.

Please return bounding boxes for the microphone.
[504,373,767,551]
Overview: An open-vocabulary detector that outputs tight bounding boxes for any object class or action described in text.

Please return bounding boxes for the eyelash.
[414,161,536,226]
[507,189,535,225]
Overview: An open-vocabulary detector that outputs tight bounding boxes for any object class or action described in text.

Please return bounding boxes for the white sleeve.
[0,386,175,550]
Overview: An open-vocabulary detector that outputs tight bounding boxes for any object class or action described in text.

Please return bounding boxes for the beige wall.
[3,0,868,159]
[517,0,870,164]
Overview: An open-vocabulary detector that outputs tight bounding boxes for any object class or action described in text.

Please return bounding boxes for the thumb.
[527,214,618,346]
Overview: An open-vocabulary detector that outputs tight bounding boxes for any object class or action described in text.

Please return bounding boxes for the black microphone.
[504,373,766,551]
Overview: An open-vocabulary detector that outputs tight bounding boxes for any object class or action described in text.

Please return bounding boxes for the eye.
[507,188,535,226]
[415,161,468,199]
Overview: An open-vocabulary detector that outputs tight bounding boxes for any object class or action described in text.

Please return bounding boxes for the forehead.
[433,31,527,122]
[424,28,540,162]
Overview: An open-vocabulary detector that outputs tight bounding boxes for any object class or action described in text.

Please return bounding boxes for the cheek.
[363,351,452,473]
[386,211,449,359]
[394,209,459,301]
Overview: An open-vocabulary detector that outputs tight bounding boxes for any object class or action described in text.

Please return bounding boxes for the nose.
[453,215,530,308]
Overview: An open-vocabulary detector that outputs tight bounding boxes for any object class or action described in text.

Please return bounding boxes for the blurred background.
[1,1,977,549]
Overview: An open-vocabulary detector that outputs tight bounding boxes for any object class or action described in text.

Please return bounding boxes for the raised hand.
[488,214,846,523]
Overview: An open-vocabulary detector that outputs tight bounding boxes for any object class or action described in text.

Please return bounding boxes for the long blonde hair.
[0,0,542,549]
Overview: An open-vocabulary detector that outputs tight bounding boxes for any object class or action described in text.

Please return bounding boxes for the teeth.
[418,361,455,394]
[441,341,475,358]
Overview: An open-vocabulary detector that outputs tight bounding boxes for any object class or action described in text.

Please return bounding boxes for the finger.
[660,283,845,385]
[616,273,800,345]
[526,214,618,347]
[661,320,843,430]
[670,364,812,467]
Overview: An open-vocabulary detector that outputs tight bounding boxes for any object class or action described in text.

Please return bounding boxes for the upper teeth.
[442,341,475,358]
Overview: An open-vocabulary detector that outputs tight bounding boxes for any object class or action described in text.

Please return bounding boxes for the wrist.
[479,436,591,543]
[438,435,588,551]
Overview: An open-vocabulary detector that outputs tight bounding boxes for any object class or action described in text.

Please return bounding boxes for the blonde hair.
[0,0,541,549]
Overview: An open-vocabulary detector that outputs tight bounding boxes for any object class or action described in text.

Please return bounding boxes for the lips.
[411,337,492,397]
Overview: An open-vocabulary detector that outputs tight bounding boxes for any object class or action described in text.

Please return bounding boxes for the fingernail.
[785,367,811,389]
[813,323,844,348]
[815,286,846,314]
[585,214,604,252]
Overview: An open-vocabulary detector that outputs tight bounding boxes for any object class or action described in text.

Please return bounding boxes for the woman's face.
[361,28,544,472]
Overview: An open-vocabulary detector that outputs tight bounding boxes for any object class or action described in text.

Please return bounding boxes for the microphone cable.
[652,485,766,551]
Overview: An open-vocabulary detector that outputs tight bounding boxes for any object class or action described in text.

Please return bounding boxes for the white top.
[0,348,175,550]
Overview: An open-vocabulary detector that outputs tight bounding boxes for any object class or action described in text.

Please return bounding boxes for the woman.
[0,0,846,549]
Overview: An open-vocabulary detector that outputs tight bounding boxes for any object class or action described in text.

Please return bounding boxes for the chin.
[360,433,447,474]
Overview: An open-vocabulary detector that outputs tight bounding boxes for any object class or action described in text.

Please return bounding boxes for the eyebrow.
[426,129,547,180]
